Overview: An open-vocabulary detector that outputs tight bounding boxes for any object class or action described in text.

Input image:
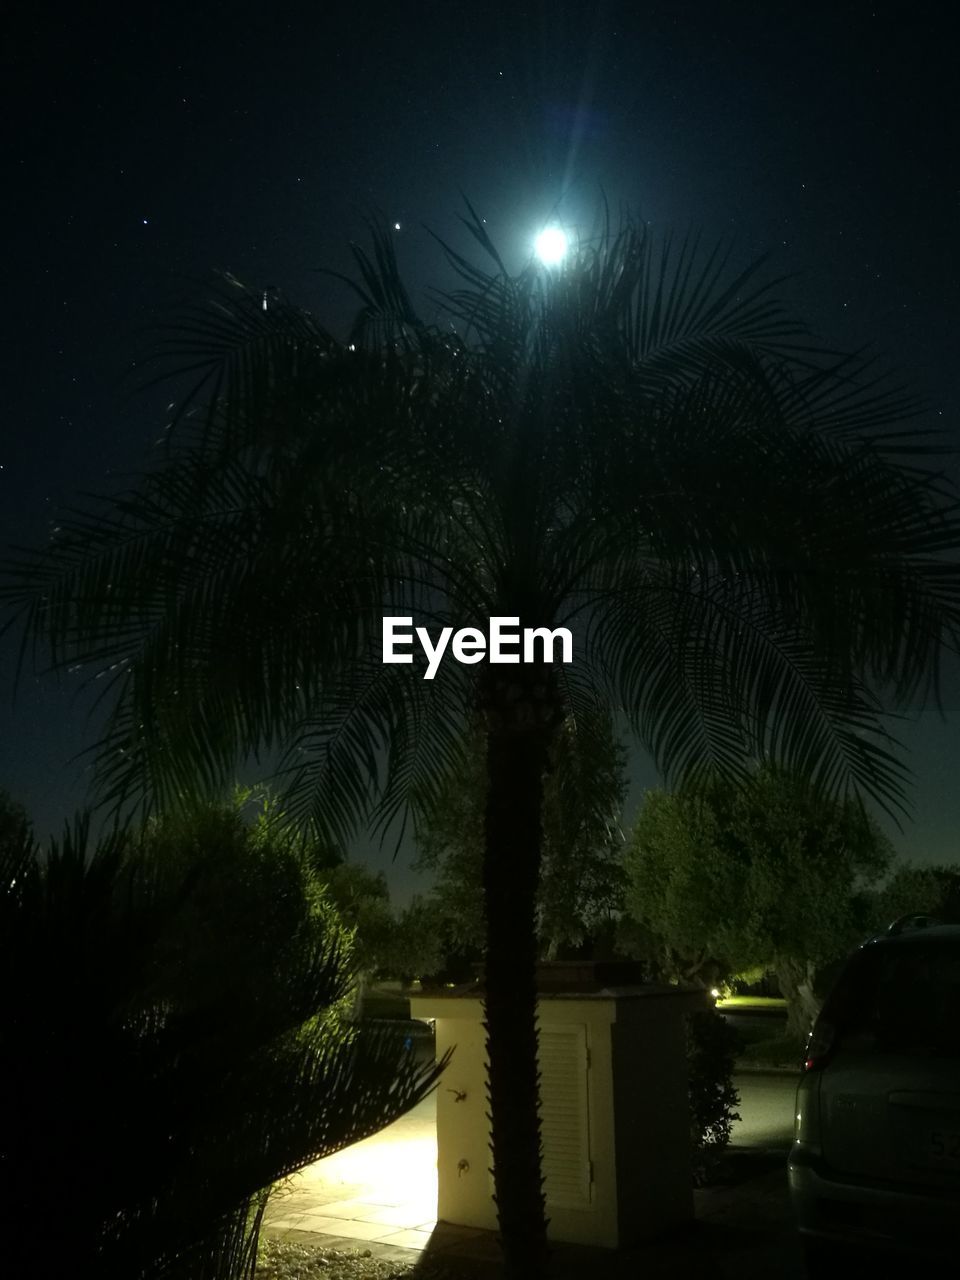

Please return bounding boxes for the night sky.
[2,1,958,897]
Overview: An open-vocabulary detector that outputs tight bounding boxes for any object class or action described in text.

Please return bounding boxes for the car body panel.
[789,925,960,1259]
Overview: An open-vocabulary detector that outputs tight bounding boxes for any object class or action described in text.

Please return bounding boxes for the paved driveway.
[732,1072,798,1148]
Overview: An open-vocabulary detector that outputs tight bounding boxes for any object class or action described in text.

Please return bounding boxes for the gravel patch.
[256,1237,469,1279]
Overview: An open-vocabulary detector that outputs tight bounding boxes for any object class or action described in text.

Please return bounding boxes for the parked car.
[789,917,960,1272]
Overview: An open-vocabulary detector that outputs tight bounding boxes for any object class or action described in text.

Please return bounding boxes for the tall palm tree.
[5,206,960,1275]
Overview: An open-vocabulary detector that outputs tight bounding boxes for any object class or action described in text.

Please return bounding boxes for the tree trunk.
[481,672,559,1278]
[347,970,369,1021]
[776,956,821,1043]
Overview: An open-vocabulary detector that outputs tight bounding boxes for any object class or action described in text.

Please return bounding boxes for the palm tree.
[5,206,960,1275]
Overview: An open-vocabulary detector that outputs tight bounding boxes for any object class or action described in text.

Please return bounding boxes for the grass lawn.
[734,1021,804,1070]
[716,995,787,1011]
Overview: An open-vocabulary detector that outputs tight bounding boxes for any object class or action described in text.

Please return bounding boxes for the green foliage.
[538,713,631,956]
[412,739,487,954]
[686,1009,741,1185]
[622,763,894,1034]
[871,862,960,927]
[625,763,894,974]
[319,861,444,981]
[245,785,443,981]
[382,894,447,979]
[7,211,960,843]
[414,711,628,960]
[0,795,445,1280]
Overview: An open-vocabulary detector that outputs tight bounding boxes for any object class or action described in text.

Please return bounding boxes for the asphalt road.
[731,1072,798,1149]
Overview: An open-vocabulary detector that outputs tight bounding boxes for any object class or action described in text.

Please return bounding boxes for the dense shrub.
[0,799,446,1280]
[686,1007,741,1185]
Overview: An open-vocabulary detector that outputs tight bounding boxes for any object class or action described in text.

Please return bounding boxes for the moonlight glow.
[534,226,568,265]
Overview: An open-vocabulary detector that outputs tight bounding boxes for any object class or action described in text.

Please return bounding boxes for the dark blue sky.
[2,1,958,898]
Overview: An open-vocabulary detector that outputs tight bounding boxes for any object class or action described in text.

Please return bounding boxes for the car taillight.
[803,1019,836,1071]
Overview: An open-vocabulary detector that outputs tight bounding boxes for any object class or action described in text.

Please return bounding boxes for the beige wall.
[411,988,704,1249]
[611,998,696,1244]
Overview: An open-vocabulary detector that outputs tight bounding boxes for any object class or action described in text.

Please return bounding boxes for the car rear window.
[824,938,960,1056]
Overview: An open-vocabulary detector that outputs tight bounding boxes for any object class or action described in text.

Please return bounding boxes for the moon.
[534,226,568,265]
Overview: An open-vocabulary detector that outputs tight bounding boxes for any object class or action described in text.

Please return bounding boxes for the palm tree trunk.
[481,676,557,1278]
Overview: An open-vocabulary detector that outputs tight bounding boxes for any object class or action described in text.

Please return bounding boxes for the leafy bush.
[686,1008,741,1185]
[0,798,446,1280]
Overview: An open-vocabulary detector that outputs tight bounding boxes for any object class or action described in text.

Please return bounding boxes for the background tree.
[317,862,443,999]
[623,763,896,1038]
[6,210,960,1274]
[246,787,444,992]
[870,862,960,927]
[0,795,445,1280]
[414,710,628,963]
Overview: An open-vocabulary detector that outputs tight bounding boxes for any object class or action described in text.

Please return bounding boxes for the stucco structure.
[411,968,707,1249]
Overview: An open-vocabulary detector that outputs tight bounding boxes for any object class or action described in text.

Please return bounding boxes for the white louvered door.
[538,1024,593,1209]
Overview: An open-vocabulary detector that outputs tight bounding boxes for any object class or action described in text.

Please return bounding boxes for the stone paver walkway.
[264,1094,461,1261]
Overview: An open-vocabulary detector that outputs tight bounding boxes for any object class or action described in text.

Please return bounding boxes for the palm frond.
[4,204,960,835]
[0,807,447,1278]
